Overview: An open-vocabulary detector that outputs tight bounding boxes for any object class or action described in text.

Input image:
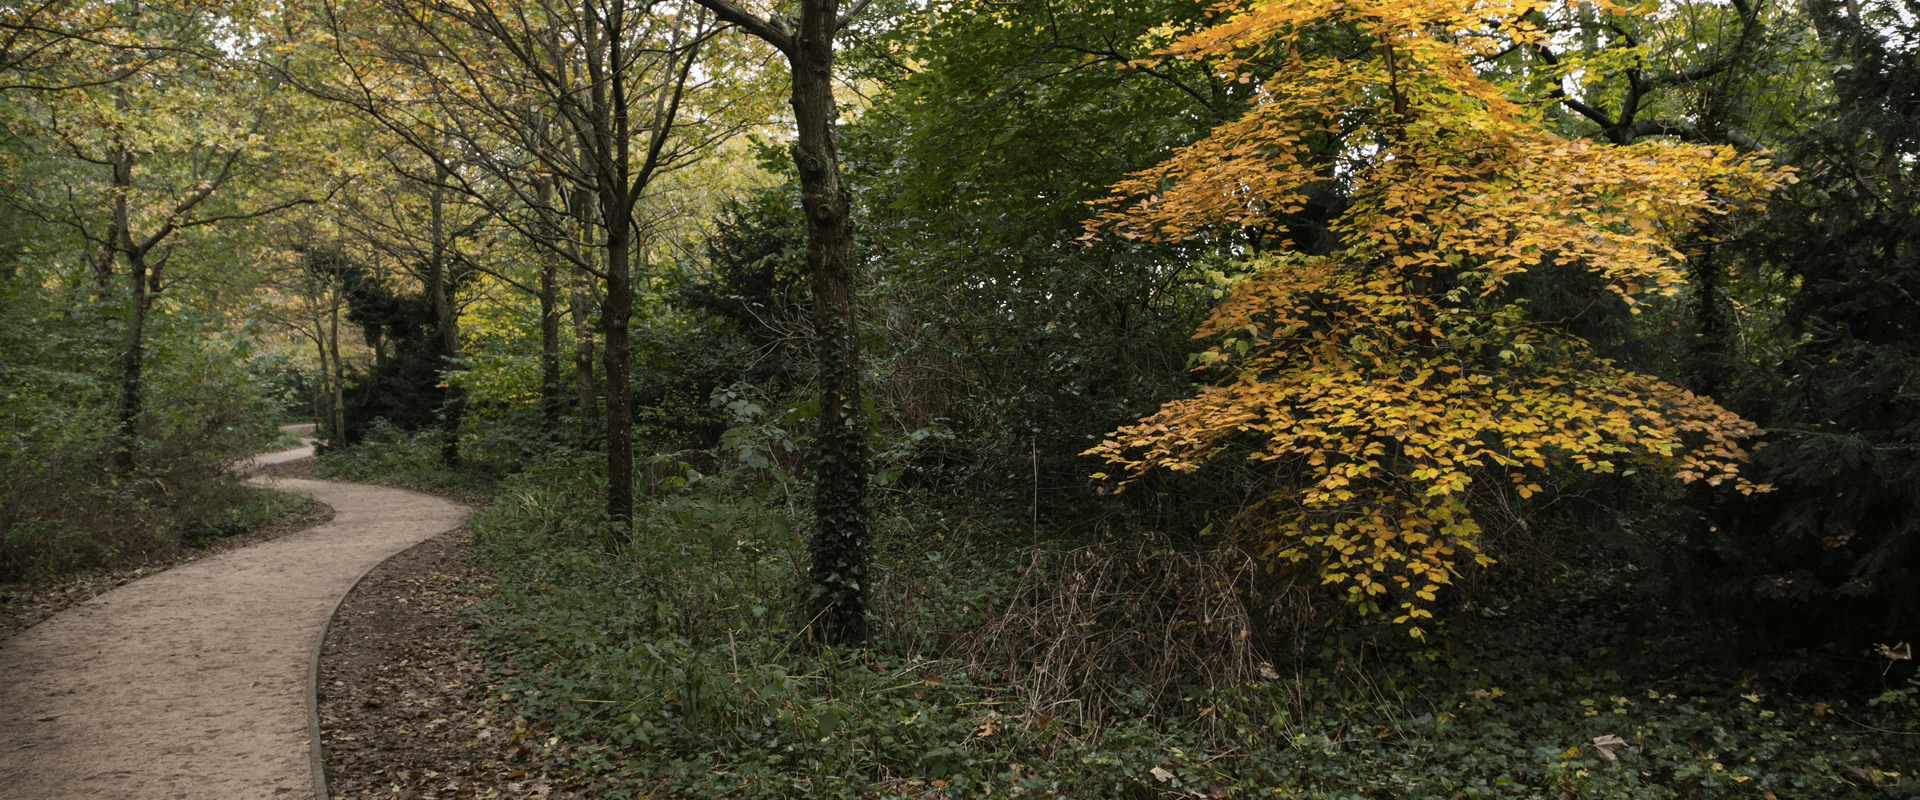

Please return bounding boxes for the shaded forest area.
[3,0,1918,796]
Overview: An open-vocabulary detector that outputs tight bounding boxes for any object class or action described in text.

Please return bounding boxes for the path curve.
[0,444,468,799]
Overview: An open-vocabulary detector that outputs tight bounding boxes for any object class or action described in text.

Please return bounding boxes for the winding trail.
[0,440,468,799]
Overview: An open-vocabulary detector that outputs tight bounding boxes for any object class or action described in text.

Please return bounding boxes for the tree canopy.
[1083,0,1793,633]
[6,0,1919,791]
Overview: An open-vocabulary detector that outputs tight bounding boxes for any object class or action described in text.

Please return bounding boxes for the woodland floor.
[262,456,578,800]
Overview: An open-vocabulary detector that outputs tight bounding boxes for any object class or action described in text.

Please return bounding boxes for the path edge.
[309,550,380,800]
[306,509,470,800]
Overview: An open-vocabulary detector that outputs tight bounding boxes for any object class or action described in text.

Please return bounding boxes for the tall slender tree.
[689,0,877,646]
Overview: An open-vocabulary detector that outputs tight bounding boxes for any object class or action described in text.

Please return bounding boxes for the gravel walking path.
[0,441,468,799]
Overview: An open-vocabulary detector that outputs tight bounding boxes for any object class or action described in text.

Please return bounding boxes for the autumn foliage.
[1083,0,1793,634]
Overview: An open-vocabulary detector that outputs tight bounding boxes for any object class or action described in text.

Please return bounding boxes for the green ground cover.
[326,429,1920,799]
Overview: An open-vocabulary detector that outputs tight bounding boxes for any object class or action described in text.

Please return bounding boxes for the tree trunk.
[428,166,464,468]
[116,249,147,471]
[111,136,142,472]
[601,210,635,533]
[566,184,602,435]
[586,2,638,538]
[534,179,565,430]
[305,280,332,441]
[691,0,875,647]
[790,0,871,647]
[328,288,347,444]
[540,260,563,428]
[572,261,600,429]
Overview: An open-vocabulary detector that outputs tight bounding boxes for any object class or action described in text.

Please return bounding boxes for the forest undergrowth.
[0,365,305,583]
[323,420,1920,800]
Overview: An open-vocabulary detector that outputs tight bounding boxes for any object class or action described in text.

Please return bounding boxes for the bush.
[337,389,1920,799]
[318,418,496,495]
[0,292,285,581]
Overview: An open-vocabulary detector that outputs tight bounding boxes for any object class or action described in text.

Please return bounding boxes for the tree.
[296,0,765,528]
[1704,0,1920,646]
[319,157,495,461]
[1082,0,1791,635]
[689,0,878,646]
[5,3,319,469]
[1526,0,1780,148]
[845,0,1262,537]
[1,0,175,90]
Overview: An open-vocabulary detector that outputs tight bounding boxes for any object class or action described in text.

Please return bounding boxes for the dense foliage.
[8,0,1920,794]
[1081,0,1790,636]
[0,229,286,580]
[1703,0,1920,655]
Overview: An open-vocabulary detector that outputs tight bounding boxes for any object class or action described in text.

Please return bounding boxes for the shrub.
[0,296,285,580]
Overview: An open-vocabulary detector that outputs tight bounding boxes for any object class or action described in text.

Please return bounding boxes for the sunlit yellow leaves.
[1081,0,1786,636]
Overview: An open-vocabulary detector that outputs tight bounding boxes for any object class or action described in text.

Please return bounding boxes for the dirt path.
[0,441,468,800]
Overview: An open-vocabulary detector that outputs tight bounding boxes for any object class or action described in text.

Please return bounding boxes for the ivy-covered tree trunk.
[109,134,157,472]
[694,0,873,646]
[115,246,147,471]
[794,12,871,648]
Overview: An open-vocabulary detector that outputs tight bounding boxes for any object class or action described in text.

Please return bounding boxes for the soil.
[315,525,582,800]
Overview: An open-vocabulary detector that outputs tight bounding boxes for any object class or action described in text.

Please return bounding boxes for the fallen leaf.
[1592,734,1628,763]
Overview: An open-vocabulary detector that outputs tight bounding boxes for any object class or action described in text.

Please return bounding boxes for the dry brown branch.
[944,531,1319,738]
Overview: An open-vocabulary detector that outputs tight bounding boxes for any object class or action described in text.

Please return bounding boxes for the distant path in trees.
[0,431,468,799]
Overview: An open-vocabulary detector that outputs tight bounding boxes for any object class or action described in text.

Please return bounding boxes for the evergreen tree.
[1709,0,1920,647]
[302,247,452,447]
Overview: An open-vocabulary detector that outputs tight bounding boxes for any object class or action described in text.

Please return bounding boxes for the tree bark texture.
[601,219,635,530]
[572,261,600,428]
[566,185,601,435]
[533,178,564,427]
[793,0,872,649]
[540,260,563,427]
[112,138,144,472]
[693,0,874,646]
[328,289,347,444]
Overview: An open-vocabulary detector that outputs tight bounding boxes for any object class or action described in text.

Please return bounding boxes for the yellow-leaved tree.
[1083,0,1793,636]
